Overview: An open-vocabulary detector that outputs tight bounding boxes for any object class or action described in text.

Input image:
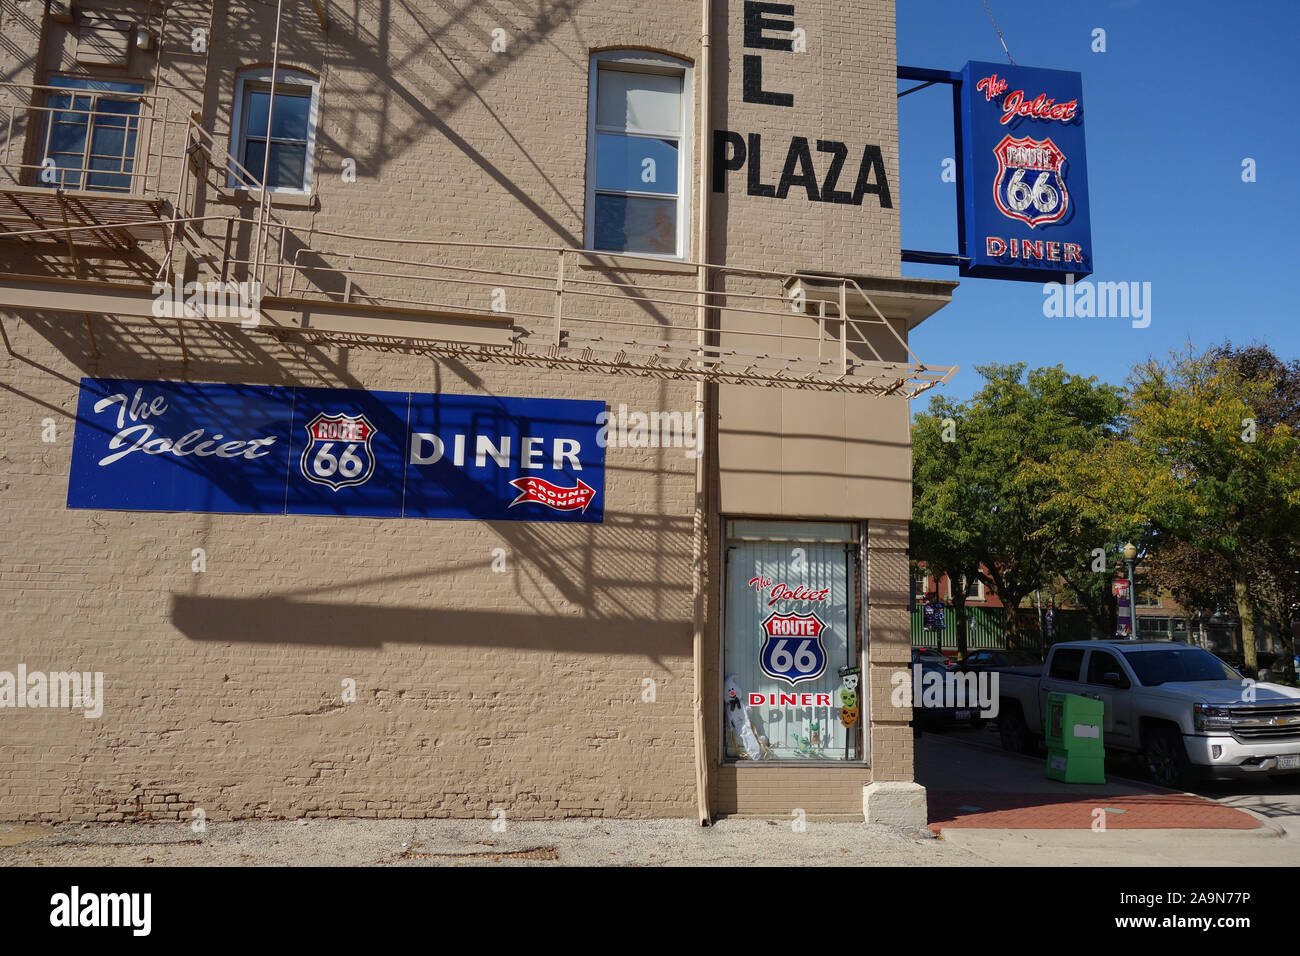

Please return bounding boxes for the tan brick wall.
[0,0,914,821]
[867,518,912,780]
[0,314,701,821]
[712,765,867,816]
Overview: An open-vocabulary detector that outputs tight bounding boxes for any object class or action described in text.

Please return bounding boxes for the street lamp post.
[1122,542,1138,639]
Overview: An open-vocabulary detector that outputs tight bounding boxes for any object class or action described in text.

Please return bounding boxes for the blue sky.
[896,0,1300,403]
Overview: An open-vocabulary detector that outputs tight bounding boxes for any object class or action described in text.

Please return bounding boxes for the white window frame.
[229,67,320,195]
[949,574,985,602]
[585,50,692,260]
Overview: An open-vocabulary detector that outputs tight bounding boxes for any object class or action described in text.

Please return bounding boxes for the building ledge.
[784,273,958,331]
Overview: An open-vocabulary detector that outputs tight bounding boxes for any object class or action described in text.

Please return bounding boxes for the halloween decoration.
[724,674,773,760]
[838,665,861,729]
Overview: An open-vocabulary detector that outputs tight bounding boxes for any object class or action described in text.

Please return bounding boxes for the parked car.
[911,647,953,668]
[911,649,982,729]
[995,639,1300,788]
[954,648,1041,672]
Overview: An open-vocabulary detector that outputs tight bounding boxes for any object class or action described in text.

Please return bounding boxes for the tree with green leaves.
[912,363,1126,652]
[1051,344,1300,673]
[912,401,982,657]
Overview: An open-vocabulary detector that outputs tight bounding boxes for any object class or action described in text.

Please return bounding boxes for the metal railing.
[0,82,957,396]
[0,82,179,196]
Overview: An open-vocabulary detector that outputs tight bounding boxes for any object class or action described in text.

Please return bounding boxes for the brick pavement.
[928,791,1261,832]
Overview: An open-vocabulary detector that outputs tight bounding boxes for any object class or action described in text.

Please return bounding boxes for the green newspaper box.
[1045,692,1105,784]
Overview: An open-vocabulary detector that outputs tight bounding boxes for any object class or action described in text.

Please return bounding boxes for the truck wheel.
[1143,727,1192,789]
[999,705,1034,754]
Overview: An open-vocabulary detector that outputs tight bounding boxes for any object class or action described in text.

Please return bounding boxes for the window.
[954,575,984,602]
[913,573,930,604]
[722,520,862,762]
[1121,647,1237,686]
[586,51,691,258]
[1086,650,1129,688]
[230,68,319,193]
[1134,584,1161,607]
[1048,648,1084,681]
[40,77,144,192]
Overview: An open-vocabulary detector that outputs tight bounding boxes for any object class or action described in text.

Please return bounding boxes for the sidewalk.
[916,730,1260,831]
[915,728,1296,865]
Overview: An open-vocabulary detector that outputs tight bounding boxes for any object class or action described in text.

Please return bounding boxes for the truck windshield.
[1121,647,1237,686]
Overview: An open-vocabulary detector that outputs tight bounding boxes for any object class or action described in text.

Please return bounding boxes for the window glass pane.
[1086,652,1119,684]
[94,97,141,121]
[86,155,133,192]
[723,532,858,761]
[49,118,87,153]
[50,156,82,188]
[729,521,855,542]
[593,194,677,255]
[596,68,681,133]
[48,77,144,95]
[1049,648,1084,681]
[243,140,307,189]
[595,133,677,195]
[244,89,311,140]
[89,124,127,158]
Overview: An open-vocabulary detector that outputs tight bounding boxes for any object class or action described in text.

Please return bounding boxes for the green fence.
[911,605,1093,658]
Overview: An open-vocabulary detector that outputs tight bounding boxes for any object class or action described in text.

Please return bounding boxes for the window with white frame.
[586,51,691,258]
[950,575,984,602]
[230,67,319,193]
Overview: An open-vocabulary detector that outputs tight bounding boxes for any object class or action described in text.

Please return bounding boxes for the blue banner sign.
[67,379,605,522]
[960,61,1092,282]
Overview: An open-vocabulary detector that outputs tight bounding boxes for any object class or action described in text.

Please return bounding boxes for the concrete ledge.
[864,781,927,827]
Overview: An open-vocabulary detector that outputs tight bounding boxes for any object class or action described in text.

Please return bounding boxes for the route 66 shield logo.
[993,134,1069,228]
[759,611,829,686]
[300,411,377,490]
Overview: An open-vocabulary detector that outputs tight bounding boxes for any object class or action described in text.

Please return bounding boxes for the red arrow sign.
[508,477,596,512]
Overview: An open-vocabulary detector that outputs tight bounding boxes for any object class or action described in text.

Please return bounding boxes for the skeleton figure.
[724,675,772,760]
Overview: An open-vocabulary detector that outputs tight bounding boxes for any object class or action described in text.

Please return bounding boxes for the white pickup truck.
[995,639,1300,788]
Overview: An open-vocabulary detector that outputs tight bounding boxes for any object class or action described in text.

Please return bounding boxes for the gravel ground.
[1,818,978,867]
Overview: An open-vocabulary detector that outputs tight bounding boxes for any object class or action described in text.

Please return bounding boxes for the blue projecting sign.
[959,60,1092,282]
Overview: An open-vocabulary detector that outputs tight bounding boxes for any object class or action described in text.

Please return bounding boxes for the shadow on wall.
[171,593,693,658]
[165,508,695,645]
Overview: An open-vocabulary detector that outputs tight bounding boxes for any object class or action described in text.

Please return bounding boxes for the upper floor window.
[1134,584,1161,608]
[230,67,319,194]
[40,76,144,193]
[956,575,985,602]
[586,51,691,258]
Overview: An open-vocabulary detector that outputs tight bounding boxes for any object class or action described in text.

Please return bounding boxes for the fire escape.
[0,1,957,398]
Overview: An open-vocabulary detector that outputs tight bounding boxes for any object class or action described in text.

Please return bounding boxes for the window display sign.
[66,378,605,523]
[723,521,860,761]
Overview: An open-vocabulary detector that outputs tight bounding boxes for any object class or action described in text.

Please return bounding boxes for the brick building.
[0,0,955,824]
